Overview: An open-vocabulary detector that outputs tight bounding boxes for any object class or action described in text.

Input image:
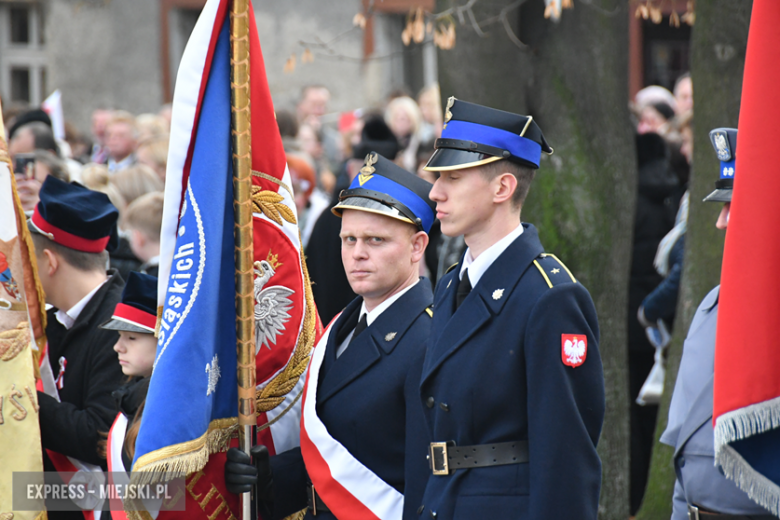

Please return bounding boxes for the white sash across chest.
[299,318,404,520]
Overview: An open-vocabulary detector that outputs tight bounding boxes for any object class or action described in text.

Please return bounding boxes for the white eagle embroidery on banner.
[254,260,294,353]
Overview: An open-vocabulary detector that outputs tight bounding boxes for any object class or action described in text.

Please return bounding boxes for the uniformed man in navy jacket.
[417,99,606,519]
[226,152,436,519]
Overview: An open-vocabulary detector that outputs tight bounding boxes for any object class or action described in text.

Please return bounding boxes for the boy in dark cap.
[418,98,605,519]
[29,176,126,517]
[225,153,434,519]
[660,129,773,520]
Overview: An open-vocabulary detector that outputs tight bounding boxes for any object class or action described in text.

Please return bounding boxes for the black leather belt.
[307,484,330,516]
[688,504,776,520]
[428,440,529,476]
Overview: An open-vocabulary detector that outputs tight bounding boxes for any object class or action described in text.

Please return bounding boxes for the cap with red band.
[29,176,119,253]
[110,303,156,333]
[30,208,112,253]
[100,272,158,334]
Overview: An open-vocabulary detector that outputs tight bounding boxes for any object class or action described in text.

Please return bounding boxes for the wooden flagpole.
[230,0,256,518]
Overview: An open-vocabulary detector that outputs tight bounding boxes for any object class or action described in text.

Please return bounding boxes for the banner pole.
[230,0,256,518]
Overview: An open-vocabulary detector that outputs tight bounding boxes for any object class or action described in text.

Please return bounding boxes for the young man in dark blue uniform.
[418,99,606,519]
[226,153,435,519]
[660,128,774,520]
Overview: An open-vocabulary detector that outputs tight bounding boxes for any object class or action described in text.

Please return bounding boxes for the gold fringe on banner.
[126,510,154,520]
[283,510,306,520]
[130,418,238,486]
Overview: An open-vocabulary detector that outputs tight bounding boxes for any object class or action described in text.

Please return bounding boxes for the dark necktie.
[456,269,472,309]
[352,313,368,340]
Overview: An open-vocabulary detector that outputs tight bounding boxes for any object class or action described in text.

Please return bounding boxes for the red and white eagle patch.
[561,334,587,367]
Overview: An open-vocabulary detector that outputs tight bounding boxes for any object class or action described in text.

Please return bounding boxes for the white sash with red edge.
[37,341,105,520]
[107,413,162,520]
[300,318,404,520]
[107,413,130,520]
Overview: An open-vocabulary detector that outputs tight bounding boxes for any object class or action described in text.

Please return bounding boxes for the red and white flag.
[713,0,780,514]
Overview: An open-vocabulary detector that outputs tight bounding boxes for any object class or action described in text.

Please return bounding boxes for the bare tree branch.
[578,0,623,17]
[501,12,528,49]
[466,7,486,37]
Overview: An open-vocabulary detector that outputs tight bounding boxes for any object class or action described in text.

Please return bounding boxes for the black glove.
[225,445,274,500]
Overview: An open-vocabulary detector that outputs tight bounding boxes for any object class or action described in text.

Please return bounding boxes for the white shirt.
[55,280,107,330]
[335,279,420,358]
[459,223,524,287]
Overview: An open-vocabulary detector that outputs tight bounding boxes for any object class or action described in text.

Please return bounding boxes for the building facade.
[0,0,437,135]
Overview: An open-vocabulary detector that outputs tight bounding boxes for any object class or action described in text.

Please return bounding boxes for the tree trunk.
[636,2,752,519]
[437,1,636,518]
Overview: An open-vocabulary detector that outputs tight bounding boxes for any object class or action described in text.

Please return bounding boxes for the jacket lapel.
[319,298,361,381]
[421,225,544,383]
[318,279,433,403]
[673,376,715,458]
[317,328,382,404]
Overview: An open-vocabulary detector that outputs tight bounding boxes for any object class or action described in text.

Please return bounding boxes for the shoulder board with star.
[533,253,577,288]
[445,262,459,274]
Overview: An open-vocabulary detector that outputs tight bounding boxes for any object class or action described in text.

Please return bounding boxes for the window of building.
[160,0,206,102]
[10,66,30,103]
[643,18,691,92]
[0,2,48,106]
[10,6,30,44]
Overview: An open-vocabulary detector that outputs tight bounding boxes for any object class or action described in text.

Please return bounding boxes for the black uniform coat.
[39,271,126,469]
[268,278,433,520]
[418,224,605,520]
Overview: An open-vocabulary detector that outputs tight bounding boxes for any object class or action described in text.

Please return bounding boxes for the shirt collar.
[460,223,524,287]
[55,280,107,330]
[108,154,135,173]
[359,278,420,327]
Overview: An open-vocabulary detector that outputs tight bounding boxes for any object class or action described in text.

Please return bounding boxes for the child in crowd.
[123,192,164,277]
[100,272,157,477]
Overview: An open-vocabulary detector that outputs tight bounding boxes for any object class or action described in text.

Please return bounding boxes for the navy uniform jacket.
[419,224,605,519]
[269,279,433,520]
[661,287,771,519]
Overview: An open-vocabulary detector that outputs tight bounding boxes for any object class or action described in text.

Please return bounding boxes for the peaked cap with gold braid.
[332,152,436,232]
[425,97,553,171]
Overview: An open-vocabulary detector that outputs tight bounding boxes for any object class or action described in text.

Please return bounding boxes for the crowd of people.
[627,72,694,515]
[2,83,449,304]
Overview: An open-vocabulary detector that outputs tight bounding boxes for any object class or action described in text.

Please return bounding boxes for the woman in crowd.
[385,95,423,172]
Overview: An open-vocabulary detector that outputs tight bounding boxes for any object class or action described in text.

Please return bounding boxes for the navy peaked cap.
[30,176,119,253]
[425,98,553,171]
[704,128,737,203]
[333,152,435,232]
[100,272,158,333]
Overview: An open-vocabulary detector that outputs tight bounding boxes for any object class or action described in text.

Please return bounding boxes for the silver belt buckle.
[687,504,700,520]
[429,442,450,476]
